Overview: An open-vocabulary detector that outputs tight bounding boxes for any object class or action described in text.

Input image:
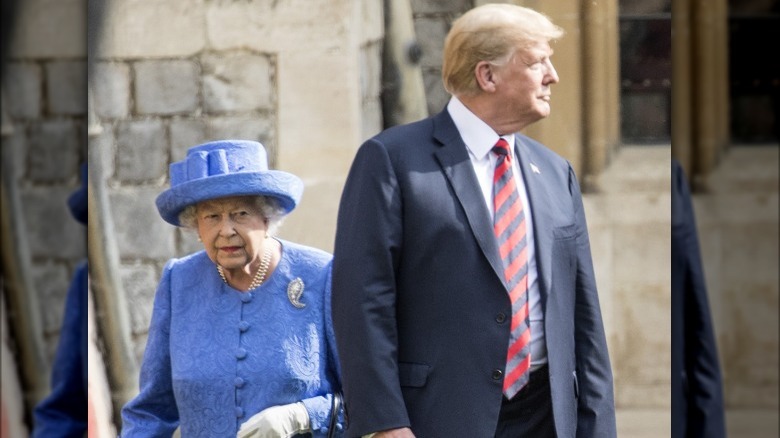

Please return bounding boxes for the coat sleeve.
[567,165,618,438]
[301,263,345,437]
[674,161,726,437]
[120,260,179,437]
[331,139,409,437]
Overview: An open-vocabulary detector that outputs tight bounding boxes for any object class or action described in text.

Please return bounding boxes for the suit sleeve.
[568,165,618,438]
[120,260,179,437]
[674,162,726,437]
[31,262,89,437]
[331,139,409,437]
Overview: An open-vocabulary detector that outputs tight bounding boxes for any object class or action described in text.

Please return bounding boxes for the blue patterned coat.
[121,240,343,437]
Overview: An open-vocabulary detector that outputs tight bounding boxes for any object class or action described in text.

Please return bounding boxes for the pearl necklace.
[217,245,273,291]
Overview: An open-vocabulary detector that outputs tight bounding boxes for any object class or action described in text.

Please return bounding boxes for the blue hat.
[68,163,87,225]
[155,140,303,226]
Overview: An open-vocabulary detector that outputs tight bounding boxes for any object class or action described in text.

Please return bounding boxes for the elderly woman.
[120,140,343,438]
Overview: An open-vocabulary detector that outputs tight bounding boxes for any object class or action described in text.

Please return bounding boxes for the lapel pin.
[287,278,306,309]
[530,163,541,174]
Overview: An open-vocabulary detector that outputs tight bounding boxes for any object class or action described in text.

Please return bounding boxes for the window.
[728,0,780,144]
[619,0,672,144]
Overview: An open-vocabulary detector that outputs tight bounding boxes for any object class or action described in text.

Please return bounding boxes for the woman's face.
[195,196,268,270]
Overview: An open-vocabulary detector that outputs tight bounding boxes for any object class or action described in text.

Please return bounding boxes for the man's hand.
[369,427,415,438]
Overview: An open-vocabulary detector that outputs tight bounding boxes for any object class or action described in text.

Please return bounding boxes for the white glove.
[237,402,311,438]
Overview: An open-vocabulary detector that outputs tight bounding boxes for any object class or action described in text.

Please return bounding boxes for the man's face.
[493,40,559,127]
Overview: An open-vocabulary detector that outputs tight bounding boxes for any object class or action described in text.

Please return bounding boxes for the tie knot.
[492,138,510,157]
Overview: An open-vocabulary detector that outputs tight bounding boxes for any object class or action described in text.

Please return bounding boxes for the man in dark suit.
[671,159,726,437]
[332,4,616,437]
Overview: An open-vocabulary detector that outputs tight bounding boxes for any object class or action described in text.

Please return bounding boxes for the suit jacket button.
[492,369,503,380]
[495,313,506,323]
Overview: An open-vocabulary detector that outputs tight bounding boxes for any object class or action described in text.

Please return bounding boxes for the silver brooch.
[287,278,306,309]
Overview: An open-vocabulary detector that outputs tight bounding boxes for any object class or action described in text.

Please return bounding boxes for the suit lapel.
[514,136,553,300]
[431,112,505,285]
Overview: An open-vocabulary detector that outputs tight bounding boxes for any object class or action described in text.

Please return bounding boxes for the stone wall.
[2,2,88,420]
[87,0,384,364]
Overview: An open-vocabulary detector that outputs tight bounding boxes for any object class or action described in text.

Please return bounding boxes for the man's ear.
[475,61,497,92]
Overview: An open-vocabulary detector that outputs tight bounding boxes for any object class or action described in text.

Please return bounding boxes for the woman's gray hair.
[442,4,564,96]
[178,195,286,236]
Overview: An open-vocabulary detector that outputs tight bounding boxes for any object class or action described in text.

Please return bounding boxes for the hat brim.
[155,171,303,226]
[68,187,87,225]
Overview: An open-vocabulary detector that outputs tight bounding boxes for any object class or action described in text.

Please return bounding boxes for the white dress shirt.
[447,96,547,370]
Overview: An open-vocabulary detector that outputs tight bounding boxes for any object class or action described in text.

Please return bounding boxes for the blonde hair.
[442,4,564,96]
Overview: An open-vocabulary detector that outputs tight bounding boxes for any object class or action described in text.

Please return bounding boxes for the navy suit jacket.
[671,160,726,437]
[332,109,616,438]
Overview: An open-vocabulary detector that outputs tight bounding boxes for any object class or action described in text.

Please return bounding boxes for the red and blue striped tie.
[492,138,531,399]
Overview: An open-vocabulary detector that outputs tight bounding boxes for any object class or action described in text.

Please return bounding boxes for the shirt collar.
[447,96,514,160]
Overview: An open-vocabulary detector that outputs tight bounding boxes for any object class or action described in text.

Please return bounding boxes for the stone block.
[22,186,87,260]
[616,409,670,438]
[208,116,276,163]
[4,129,29,181]
[46,60,87,116]
[202,52,274,113]
[91,124,116,177]
[600,147,672,193]
[132,332,149,365]
[170,118,208,161]
[121,264,159,334]
[611,223,671,286]
[134,60,199,115]
[276,51,360,178]
[360,41,383,101]
[359,0,384,43]
[413,17,447,69]
[8,0,85,58]
[423,67,449,115]
[32,262,70,336]
[361,98,383,142]
[115,120,167,183]
[27,120,81,183]
[206,0,352,52]
[3,62,42,118]
[92,62,131,119]
[411,0,472,15]
[279,179,343,253]
[99,0,206,59]
[110,188,175,260]
[176,228,202,258]
[726,410,780,438]
[612,284,671,408]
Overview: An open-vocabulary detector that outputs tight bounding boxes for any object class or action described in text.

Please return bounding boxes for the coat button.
[495,313,506,323]
[238,321,250,332]
[240,292,253,303]
[234,377,245,388]
[236,348,247,359]
[235,407,244,418]
[492,369,503,380]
